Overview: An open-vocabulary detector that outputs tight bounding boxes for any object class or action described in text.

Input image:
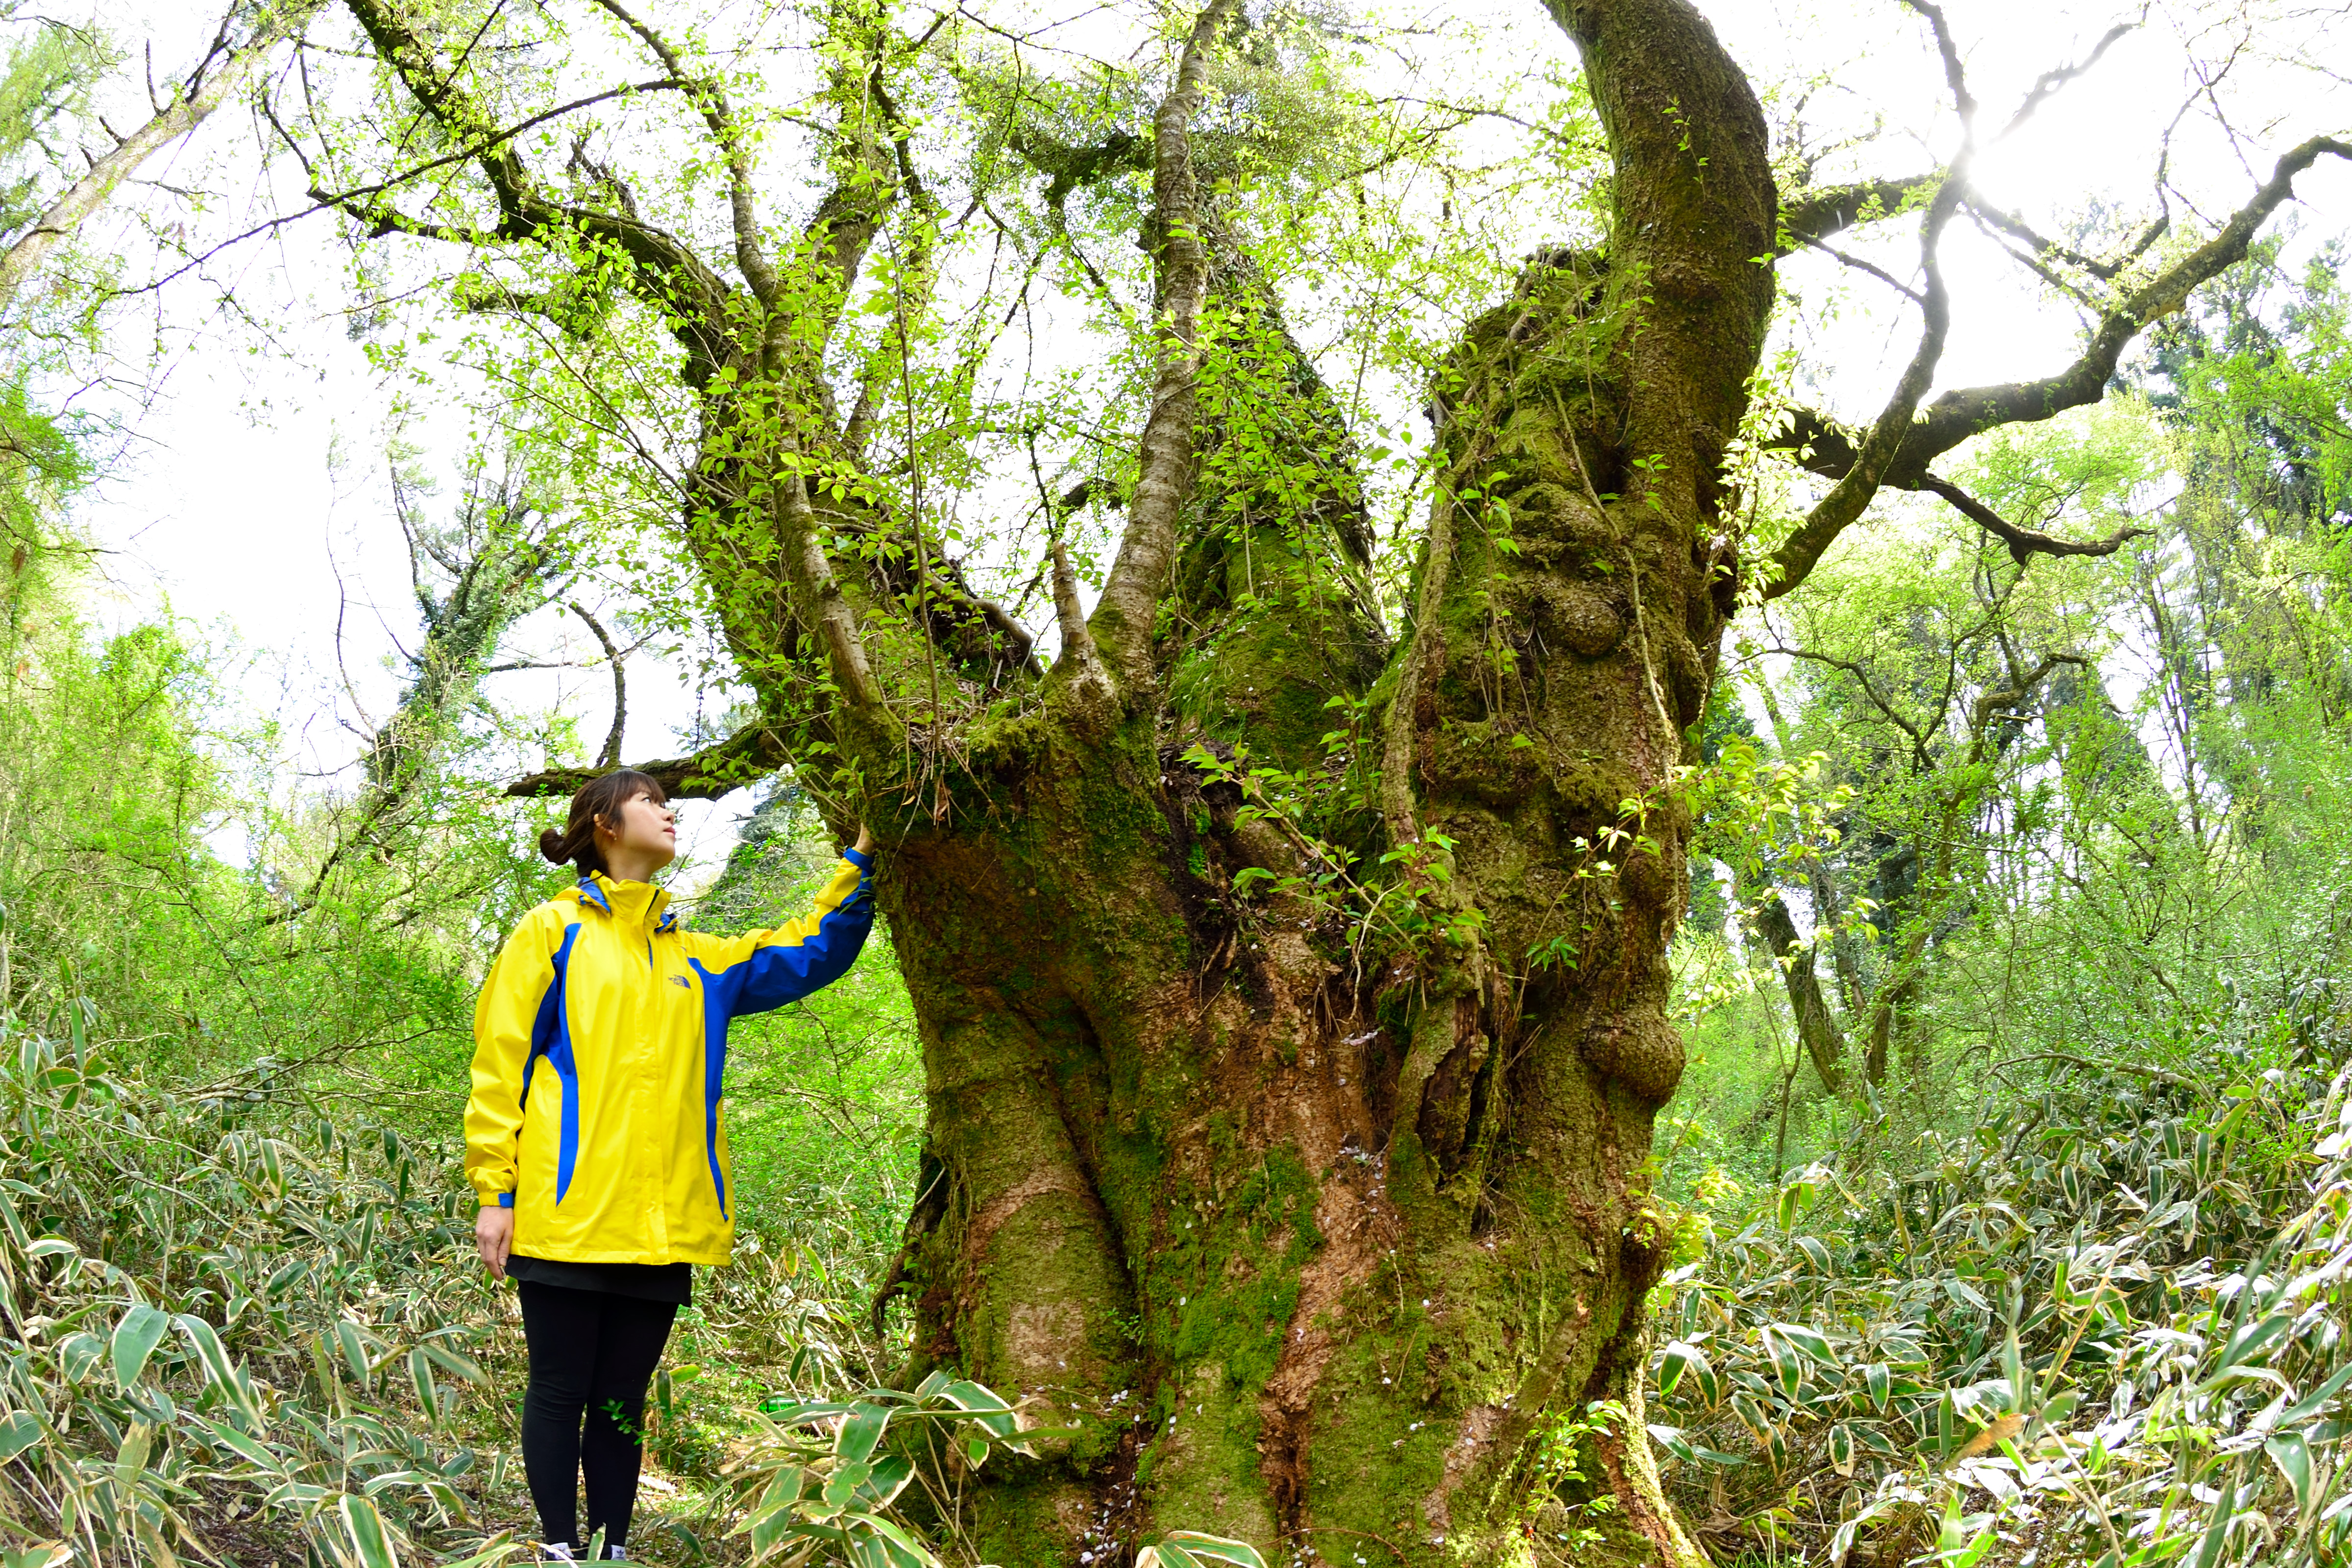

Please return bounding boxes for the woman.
[467,771,876,1562]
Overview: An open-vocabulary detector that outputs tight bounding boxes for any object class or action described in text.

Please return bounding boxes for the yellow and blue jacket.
[465,850,876,1265]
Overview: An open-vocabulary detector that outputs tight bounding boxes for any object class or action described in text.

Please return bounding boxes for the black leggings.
[516,1283,678,1555]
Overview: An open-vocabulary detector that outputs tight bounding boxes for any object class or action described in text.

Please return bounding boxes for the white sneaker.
[539,1546,577,1564]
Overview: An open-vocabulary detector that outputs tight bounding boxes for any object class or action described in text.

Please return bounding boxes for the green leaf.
[335,1320,372,1388]
[2281,1361,2352,1425]
[1157,1532,1269,1568]
[0,1412,42,1463]
[2213,1312,2293,1377]
[858,1453,915,1508]
[193,1415,282,1474]
[2268,1433,2314,1520]
[339,1493,402,1568]
[408,1348,440,1426]
[418,1341,487,1386]
[54,1331,103,1384]
[930,1378,1019,1440]
[1658,1340,1710,1398]
[847,1515,938,1568]
[1770,1323,1838,1367]
[1759,1327,1810,1399]
[177,1313,266,1430]
[835,1402,889,1463]
[825,1460,875,1507]
[1864,1362,1891,1411]
[2190,1470,2236,1568]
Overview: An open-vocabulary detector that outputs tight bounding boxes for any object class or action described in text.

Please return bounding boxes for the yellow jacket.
[465,850,877,1265]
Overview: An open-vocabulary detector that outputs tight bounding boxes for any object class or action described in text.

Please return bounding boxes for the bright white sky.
[44,0,2352,873]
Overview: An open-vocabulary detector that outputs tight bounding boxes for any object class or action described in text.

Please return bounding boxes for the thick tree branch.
[1753,889,1845,1094]
[306,77,686,226]
[1919,473,2144,565]
[330,0,734,357]
[1776,174,1936,254]
[1088,0,1238,690]
[1010,126,1152,207]
[1047,539,1108,696]
[776,465,888,716]
[504,723,789,802]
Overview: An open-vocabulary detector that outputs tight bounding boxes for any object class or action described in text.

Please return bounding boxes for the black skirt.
[506,1254,693,1305]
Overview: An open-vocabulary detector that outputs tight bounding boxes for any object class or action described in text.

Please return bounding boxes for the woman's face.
[599,789,678,874]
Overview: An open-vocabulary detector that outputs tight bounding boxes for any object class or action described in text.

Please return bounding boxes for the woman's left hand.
[854,822,874,856]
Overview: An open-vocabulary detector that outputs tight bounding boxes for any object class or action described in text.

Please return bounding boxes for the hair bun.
[538,826,571,865]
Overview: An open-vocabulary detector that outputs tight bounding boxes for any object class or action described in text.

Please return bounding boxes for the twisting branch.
[1919,474,2144,565]
[327,0,735,364]
[569,602,628,767]
[1767,67,1972,597]
[1962,196,2168,281]
[1992,16,2141,142]
[1087,0,1240,690]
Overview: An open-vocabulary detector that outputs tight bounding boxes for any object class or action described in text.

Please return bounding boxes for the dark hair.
[539,770,667,880]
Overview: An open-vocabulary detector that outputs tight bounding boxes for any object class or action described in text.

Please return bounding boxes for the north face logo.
[670,976,691,988]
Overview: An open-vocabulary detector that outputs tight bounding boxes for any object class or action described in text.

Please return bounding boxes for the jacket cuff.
[477,1189,514,1208]
[842,846,874,870]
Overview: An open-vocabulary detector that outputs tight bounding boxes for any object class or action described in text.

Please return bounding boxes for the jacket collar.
[578,872,677,932]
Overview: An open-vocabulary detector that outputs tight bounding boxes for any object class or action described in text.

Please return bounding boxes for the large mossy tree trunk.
[858,7,1772,1557]
[320,0,2343,1554]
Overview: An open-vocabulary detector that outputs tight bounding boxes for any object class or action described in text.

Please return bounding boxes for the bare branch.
[1962,194,2168,281]
[583,0,778,302]
[569,602,628,768]
[1993,16,2141,142]
[1920,473,2144,565]
[1800,235,1924,303]
[1767,159,1968,597]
